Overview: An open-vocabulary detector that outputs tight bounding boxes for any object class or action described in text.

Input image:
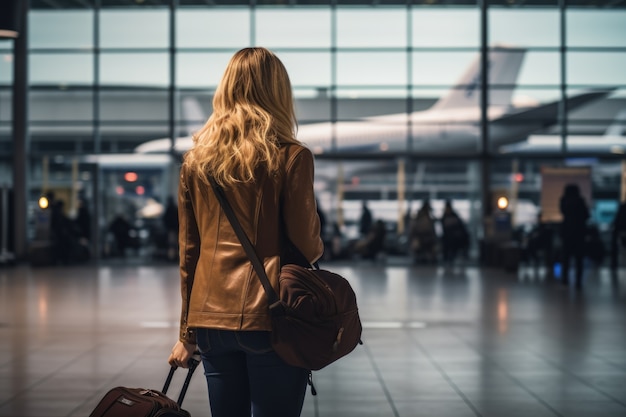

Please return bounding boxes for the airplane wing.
[492,89,614,127]
[500,107,626,154]
[490,89,615,149]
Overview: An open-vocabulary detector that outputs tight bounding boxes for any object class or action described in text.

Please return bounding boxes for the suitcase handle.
[162,352,201,406]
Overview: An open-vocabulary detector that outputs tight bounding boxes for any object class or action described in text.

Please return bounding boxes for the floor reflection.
[0,262,625,417]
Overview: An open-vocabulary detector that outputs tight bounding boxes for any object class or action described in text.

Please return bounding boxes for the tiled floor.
[1,259,625,417]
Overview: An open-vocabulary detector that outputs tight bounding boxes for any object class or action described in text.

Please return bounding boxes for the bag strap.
[208,177,279,306]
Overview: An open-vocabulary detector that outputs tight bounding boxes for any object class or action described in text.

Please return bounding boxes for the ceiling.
[28,0,626,9]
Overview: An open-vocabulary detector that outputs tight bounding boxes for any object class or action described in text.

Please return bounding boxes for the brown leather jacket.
[177,144,324,344]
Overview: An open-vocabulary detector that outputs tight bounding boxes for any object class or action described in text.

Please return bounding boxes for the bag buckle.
[269,301,286,316]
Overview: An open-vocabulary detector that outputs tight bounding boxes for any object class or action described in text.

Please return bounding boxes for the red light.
[124,172,138,182]
[136,186,145,195]
[514,173,524,183]
[115,186,124,195]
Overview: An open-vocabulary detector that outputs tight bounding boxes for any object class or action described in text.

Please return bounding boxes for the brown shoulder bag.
[209,178,363,371]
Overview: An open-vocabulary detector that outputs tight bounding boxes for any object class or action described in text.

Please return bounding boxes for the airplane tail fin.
[605,109,626,137]
[431,46,526,111]
[181,97,207,136]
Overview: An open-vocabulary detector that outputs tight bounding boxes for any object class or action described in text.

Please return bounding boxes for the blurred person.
[50,199,75,264]
[168,48,324,417]
[108,213,132,257]
[559,184,589,289]
[359,200,373,237]
[610,200,626,273]
[316,198,328,256]
[329,222,348,260]
[440,200,469,264]
[354,219,387,261]
[522,212,553,268]
[163,196,179,261]
[410,199,438,264]
[75,198,92,243]
[72,198,92,261]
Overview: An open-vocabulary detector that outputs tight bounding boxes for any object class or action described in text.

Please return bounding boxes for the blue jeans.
[196,328,308,417]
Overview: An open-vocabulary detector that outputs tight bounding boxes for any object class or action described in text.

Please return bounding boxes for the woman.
[168,48,324,417]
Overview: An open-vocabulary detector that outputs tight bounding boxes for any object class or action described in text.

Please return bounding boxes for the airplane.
[134,46,614,157]
[499,109,626,154]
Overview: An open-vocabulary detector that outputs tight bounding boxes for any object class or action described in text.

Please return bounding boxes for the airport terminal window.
[29,10,93,50]
[256,9,331,48]
[336,8,407,48]
[100,0,168,4]
[513,51,560,87]
[100,10,169,49]
[31,134,94,153]
[0,90,11,121]
[29,90,93,123]
[174,91,212,142]
[509,87,561,107]
[336,52,407,86]
[566,10,626,47]
[15,2,626,261]
[489,157,621,232]
[336,94,407,119]
[30,53,93,86]
[335,117,409,154]
[411,8,479,48]
[277,52,331,89]
[489,158,543,226]
[565,87,626,151]
[176,9,250,48]
[411,89,444,111]
[488,9,559,48]
[566,52,626,86]
[0,89,13,159]
[493,87,563,155]
[100,131,169,153]
[411,51,476,86]
[100,52,169,87]
[176,52,235,88]
[319,158,483,248]
[0,48,12,85]
[335,87,408,100]
[99,90,168,123]
[294,94,332,124]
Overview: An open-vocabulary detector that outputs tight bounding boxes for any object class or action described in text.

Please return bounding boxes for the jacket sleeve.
[283,147,324,264]
[178,170,200,344]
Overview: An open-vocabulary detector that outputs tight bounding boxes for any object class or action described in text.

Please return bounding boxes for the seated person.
[354,220,386,260]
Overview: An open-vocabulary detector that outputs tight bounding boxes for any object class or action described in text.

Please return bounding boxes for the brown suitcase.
[89,357,200,417]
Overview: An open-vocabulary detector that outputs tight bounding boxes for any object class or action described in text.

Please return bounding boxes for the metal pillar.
[12,0,28,261]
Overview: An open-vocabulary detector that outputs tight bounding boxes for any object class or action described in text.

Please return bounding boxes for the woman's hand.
[168,340,197,368]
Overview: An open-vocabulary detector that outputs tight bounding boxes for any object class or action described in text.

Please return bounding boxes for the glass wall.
[4,0,624,261]
[0,38,13,163]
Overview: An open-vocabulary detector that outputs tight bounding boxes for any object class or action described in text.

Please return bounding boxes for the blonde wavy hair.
[183,47,301,187]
